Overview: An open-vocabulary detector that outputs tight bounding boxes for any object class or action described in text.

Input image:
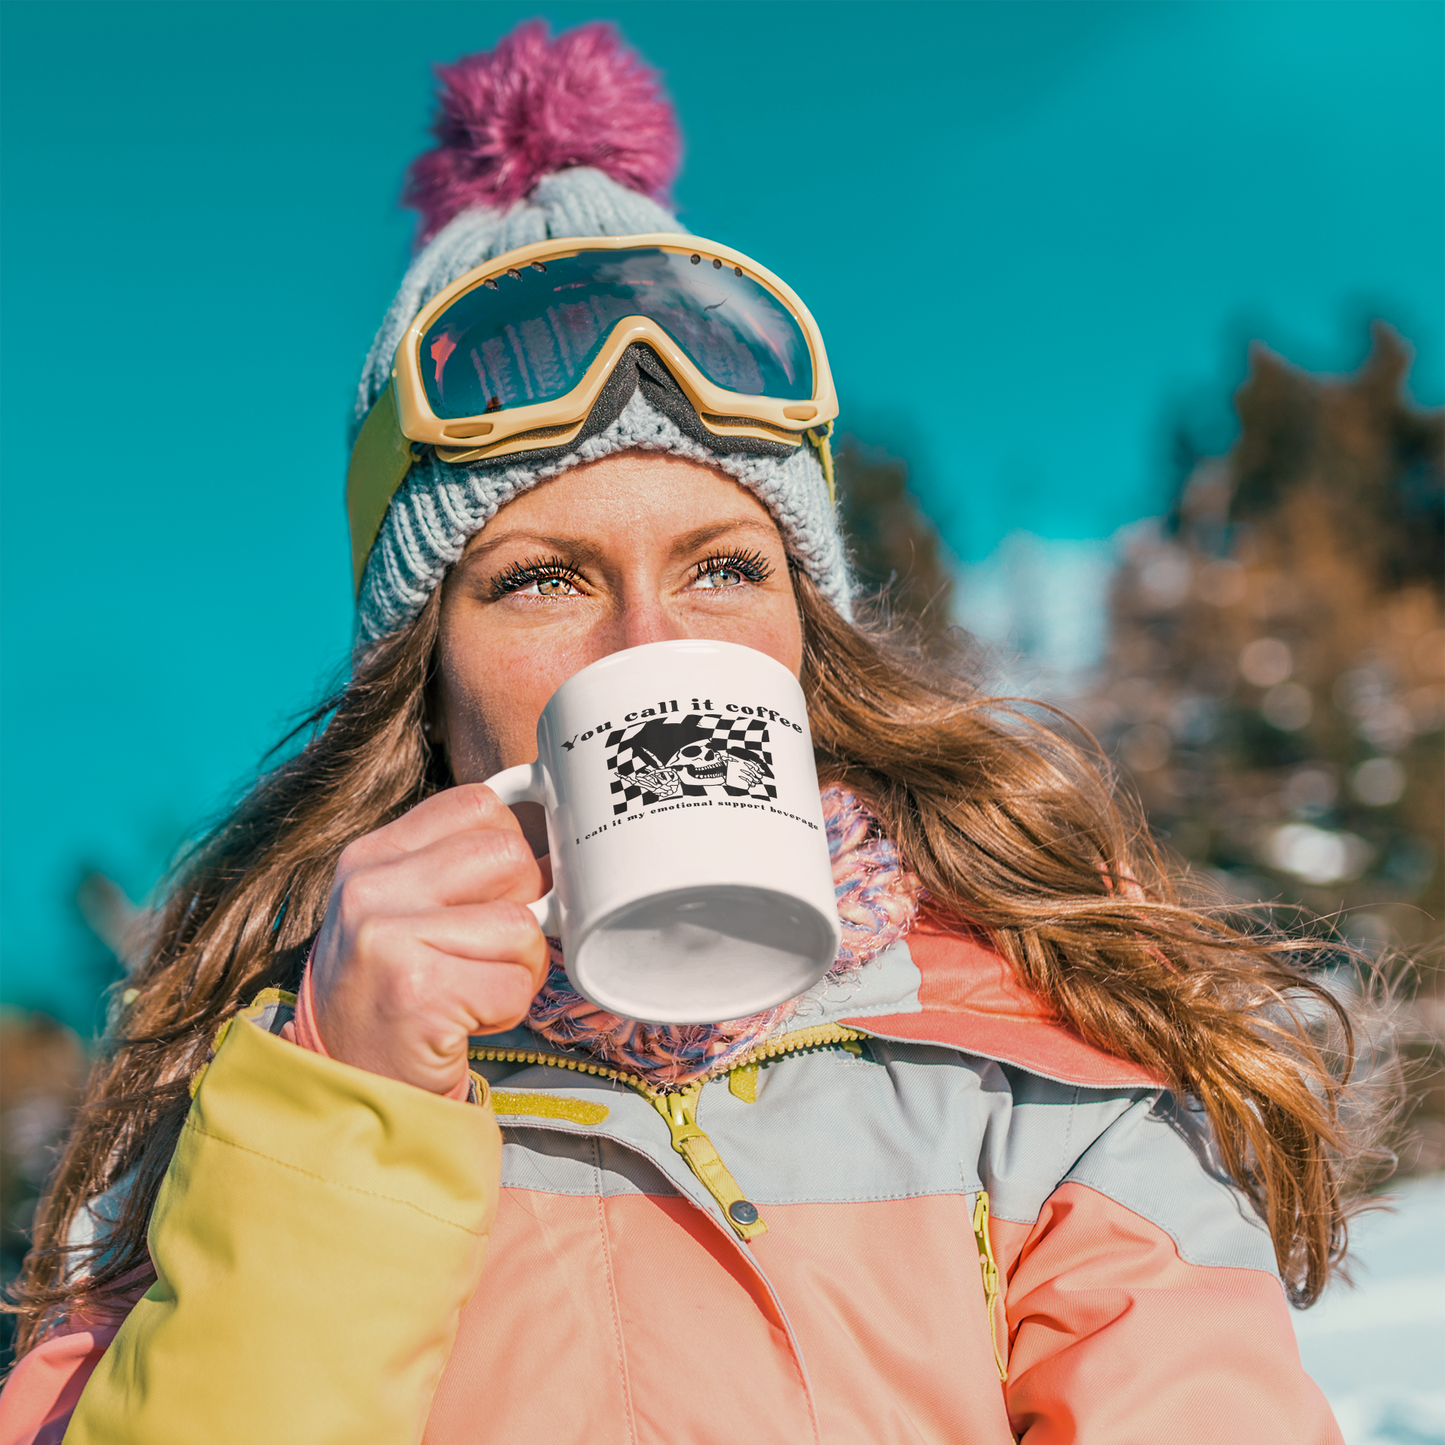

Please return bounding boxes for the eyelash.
[693,549,774,586]
[490,555,583,599]
[488,548,775,599]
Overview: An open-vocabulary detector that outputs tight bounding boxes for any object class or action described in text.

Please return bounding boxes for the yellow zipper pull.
[729,1062,760,1102]
[972,1190,1008,1382]
[652,1085,768,1242]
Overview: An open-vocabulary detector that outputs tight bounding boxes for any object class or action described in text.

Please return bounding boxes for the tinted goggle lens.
[418,247,815,419]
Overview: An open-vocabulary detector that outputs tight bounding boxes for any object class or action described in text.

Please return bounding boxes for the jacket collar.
[482,919,1161,1092]
[840,917,1163,1090]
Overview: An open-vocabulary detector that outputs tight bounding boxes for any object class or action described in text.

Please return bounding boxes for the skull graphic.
[621,715,771,802]
[665,741,729,786]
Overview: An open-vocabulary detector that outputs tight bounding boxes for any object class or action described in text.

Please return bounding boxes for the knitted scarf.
[525,786,920,1086]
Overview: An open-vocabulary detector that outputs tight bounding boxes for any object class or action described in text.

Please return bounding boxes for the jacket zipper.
[972,1190,1008,1382]
[468,1021,866,1242]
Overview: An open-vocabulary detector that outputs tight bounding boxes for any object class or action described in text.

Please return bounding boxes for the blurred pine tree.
[833,439,955,641]
[1079,324,1443,1171]
[0,1012,86,1363]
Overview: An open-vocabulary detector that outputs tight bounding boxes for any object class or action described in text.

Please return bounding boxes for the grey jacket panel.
[1065,1091,1279,1272]
[486,1041,1278,1283]
[498,1130,683,1199]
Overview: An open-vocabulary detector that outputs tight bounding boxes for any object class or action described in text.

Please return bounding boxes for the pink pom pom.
[404,21,682,244]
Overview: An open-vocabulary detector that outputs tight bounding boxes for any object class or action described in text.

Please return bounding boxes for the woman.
[4,23,1370,1444]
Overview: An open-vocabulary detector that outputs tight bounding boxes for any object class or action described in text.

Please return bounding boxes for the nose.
[614,594,689,652]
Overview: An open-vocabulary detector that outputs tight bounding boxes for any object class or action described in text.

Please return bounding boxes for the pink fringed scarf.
[525,786,920,1086]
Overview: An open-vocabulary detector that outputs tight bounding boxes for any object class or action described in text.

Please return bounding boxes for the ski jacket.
[1,919,1342,1444]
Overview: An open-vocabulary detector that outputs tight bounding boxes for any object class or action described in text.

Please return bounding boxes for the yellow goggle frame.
[346,233,839,589]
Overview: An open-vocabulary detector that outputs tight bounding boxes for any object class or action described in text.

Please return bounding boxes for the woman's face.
[435,450,803,808]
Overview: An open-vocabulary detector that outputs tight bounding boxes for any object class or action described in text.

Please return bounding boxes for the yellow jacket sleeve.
[66,1017,502,1445]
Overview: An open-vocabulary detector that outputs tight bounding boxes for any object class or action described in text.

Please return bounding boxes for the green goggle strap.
[347,382,416,590]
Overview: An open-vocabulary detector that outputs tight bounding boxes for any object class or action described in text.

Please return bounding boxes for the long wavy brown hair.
[9,568,1391,1354]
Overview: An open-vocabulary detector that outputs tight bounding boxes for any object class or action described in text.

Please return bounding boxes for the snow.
[1293,1173,1445,1444]
[952,532,1116,695]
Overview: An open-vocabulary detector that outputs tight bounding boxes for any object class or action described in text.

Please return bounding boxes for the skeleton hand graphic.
[725,755,765,791]
[632,767,682,799]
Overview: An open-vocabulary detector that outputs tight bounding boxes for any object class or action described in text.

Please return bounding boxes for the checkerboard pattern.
[606,713,776,814]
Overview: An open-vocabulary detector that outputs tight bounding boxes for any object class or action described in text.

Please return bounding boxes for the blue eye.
[694,564,746,589]
[491,556,584,600]
[692,550,773,590]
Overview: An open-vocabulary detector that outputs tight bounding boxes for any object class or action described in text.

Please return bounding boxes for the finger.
[336,827,543,924]
[361,901,549,978]
[318,926,546,1063]
[345,782,529,864]
[351,905,550,1026]
[384,952,542,1041]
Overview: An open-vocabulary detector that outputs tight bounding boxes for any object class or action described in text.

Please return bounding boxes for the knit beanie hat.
[351,22,851,646]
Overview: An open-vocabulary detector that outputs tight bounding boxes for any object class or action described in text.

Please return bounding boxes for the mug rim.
[539,637,801,716]
[569,881,840,1025]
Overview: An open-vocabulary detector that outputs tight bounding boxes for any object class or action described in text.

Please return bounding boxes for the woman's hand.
[308,784,550,1095]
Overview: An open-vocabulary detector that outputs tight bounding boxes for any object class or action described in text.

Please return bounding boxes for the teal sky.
[2,0,1441,1029]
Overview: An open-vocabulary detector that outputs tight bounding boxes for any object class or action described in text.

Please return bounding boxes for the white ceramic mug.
[485,639,841,1024]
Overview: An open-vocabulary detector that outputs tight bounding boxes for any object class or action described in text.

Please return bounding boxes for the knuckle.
[460,782,509,825]
[335,872,376,926]
[349,913,391,964]
[457,829,536,893]
[336,835,379,875]
[489,828,536,873]
[493,898,545,944]
[385,952,433,1013]
[477,964,542,1031]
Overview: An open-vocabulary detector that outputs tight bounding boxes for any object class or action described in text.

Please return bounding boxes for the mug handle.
[483,761,560,936]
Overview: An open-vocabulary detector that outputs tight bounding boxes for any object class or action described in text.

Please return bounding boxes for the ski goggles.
[346,233,839,587]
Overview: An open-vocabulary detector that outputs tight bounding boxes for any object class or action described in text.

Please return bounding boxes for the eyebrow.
[458,518,781,573]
